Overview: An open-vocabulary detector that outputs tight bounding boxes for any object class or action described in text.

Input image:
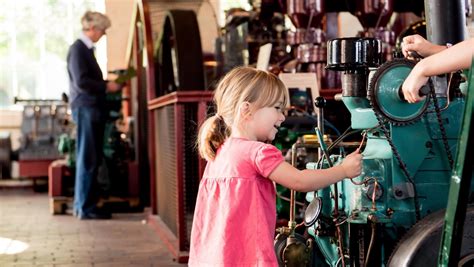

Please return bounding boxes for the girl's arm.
[268,150,362,192]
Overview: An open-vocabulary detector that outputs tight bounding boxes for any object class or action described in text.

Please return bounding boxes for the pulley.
[388,206,474,266]
[156,10,205,96]
[368,58,430,125]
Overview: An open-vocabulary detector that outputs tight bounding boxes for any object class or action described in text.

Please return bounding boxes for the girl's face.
[247,98,285,142]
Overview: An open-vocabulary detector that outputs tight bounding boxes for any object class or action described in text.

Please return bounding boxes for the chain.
[428,79,454,168]
[373,111,421,221]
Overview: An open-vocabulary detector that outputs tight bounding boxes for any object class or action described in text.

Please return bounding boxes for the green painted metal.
[307,162,344,266]
[341,97,378,129]
[438,60,474,266]
[58,133,75,167]
[361,137,392,160]
[372,63,429,121]
[306,61,466,266]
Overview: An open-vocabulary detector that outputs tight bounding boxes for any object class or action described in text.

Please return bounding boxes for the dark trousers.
[72,106,105,216]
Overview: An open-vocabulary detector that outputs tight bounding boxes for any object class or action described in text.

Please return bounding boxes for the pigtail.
[197,114,230,161]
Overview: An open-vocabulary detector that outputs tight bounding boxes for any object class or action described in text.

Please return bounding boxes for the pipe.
[425,0,467,45]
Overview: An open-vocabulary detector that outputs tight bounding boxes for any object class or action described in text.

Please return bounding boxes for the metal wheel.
[156,10,205,96]
[388,205,474,267]
[368,58,430,125]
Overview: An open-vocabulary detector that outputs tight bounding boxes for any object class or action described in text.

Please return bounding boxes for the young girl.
[189,67,362,266]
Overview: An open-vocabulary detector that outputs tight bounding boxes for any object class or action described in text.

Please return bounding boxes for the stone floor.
[0,188,185,267]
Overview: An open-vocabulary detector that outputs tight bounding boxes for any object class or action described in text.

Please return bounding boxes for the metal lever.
[408,50,423,60]
[398,84,431,101]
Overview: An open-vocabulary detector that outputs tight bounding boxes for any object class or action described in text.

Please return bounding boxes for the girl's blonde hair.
[198,67,288,161]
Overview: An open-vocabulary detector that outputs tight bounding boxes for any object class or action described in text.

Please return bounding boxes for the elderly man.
[67,11,121,220]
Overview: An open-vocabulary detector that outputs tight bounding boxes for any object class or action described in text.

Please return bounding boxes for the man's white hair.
[81,11,111,32]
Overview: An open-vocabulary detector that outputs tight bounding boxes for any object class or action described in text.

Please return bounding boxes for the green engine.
[281,37,472,267]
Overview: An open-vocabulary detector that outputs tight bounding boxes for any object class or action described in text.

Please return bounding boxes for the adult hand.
[401,62,429,103]
[106,81,122,93]
[401,34,445,59]
[341,149,363,179]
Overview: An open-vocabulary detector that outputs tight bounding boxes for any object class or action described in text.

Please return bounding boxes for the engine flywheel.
[388,206,474,266]
[368,58,430,125]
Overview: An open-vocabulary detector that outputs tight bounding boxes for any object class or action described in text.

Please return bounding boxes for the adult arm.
[401,34,446,58]
[402,38,474,103]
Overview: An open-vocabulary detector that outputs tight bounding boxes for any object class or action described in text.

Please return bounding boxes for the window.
[0,0,105,108]
[218,0,252,26]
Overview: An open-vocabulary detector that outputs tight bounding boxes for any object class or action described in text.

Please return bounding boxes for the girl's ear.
[238,101,252,118]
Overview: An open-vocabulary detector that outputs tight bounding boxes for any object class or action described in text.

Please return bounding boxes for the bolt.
[394,189,403,197]
[386,208,394,216]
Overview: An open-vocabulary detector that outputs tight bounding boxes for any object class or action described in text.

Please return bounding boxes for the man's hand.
[106,81,122,93]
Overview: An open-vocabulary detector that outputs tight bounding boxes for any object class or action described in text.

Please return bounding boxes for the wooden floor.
[0,188,185,267]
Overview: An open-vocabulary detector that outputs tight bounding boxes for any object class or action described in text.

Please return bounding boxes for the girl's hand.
[402,61,429,103]
[401,34,445,59]
[341,149,363,179]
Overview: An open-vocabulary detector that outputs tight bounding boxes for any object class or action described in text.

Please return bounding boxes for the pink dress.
[189,137,284,267]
